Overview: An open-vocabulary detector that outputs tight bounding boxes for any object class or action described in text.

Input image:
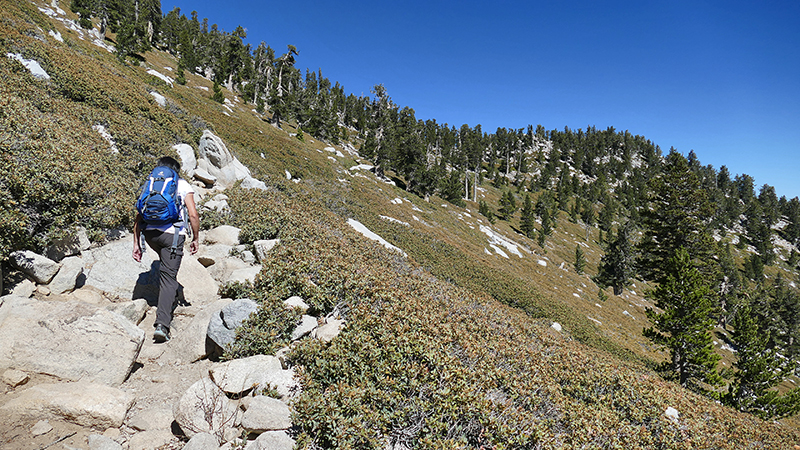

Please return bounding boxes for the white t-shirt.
[142,179,194,236]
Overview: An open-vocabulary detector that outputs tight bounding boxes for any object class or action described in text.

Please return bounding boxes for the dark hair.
[157,156,181,173]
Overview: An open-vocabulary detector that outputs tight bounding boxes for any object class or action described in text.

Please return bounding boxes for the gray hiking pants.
[143,230,185,329]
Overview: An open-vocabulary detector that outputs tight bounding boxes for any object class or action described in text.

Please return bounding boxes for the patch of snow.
[147,69,173,86]
[595,303,602,308]
[588,316,602,325]
[480,225,524,258]
[379,216,409,226]
[720,343,736,353]
[412,205,423,212]
[490,244,509,258]
[551,322,562,332]
[196,86,209,91]
[48,30,63,42]
[285,170,292,180]
[622,310,635,319]
[38,6,67,17]
[484,248,492,255]
[573,293,580,298]
[350,163,374,172]
[92,125,119,153]
[324,146,336,152]
[150,91,166,107]
[328,156,336,162]
[413,215,420,221]
[347,219,407,257]
[7,53,50,80]
[390,197,403,205]
[537,260,547,267]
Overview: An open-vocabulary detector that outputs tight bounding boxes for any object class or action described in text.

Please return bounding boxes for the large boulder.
[0,382,135,428]
[197,130,252,188]
[210,355,289,396]
[84,236,218,306]
[10,250,61,284]
[207,299,259,351]
[168,299,232,362]
[174,143,197,175]
[0,297,144,386]
[174,377,238,439]
[48,256,84,295]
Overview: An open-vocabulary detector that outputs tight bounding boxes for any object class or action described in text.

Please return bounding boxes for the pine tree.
[643,247,723,393]
[724,298,800,419]
[519,194,536,238]
[574,246,586,275]
[478,200,495,224]
[594,224,633,295]
[638,149,717,285]
[498,190,517,221]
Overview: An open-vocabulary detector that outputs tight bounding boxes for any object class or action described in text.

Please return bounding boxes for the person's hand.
[132,246,142,262]
[190,239,199,255]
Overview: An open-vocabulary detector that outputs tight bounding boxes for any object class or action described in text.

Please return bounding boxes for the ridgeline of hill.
[4,0,800,448]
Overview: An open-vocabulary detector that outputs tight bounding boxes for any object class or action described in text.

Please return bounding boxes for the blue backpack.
[136,165,181,225]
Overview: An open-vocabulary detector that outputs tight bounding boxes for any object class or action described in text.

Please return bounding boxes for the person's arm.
[185,192,200,255]
[132,212,144,262]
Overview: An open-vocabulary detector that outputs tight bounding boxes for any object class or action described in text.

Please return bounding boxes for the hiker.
[132,156,200,343]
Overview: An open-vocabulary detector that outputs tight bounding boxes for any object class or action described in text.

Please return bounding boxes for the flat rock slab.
[0,382,135,428]
[0,297,144,386]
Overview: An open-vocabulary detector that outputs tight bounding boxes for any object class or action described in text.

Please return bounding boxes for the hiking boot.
[154,324,170,343]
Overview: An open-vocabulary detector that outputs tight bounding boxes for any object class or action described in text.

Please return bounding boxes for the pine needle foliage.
[644,247,724,394]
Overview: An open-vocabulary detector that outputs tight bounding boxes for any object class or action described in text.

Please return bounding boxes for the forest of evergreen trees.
[71,0,800,419]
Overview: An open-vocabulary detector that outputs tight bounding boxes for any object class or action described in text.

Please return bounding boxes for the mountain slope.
[2,1,800,447]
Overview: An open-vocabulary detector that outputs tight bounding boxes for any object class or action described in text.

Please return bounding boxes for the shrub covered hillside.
[3,1,800,448]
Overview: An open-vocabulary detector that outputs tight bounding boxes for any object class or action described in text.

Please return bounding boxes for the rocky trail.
[0,131,343,449]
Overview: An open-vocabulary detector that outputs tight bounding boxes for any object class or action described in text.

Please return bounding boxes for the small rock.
[183,432,219,450]
[291,315,317,341]
[127,429,175,450]
[240,396,292,433]
[30,420,52,437]
[2,368,30,387]
[127,406,173,431]
[228,266,261,284]
[204,225,241,246]
[253,240,279,262]
[283,296,308,312]
[311,318,345,343]
[106,299,148,325]
[207,298,259,350]
[36,285,51,296]
[10,279,36,298]
[246,430,295,450]
[240,250,256,264]
[665,406,680,422]
[87,434,123,450]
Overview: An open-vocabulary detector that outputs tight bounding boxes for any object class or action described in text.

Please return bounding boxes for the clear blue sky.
[165,0,800,199]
